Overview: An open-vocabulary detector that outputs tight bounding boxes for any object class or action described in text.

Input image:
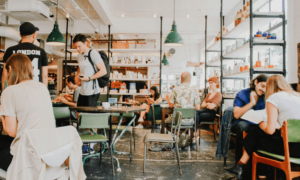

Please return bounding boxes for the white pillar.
[287,0,299,83]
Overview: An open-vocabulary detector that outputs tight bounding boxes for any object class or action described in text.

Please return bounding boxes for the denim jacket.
[215,106,234,159]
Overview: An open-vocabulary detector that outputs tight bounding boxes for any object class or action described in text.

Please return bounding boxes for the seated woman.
[196,77,222,126]
[225,75,300,179]
[0,54,55,171]
[135,86,162,128]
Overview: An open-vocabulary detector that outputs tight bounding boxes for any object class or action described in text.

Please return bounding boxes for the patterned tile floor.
[84,126,236,180]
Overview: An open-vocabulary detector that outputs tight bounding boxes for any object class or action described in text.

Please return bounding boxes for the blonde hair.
[6,53,33,86]
[266,75,299,100]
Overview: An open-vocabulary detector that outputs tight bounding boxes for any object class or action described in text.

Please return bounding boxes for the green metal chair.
[144,111,183,174]
[196,107,221,151]
[252,119,300,180]
[169,108,196,158]
[77,113,115,176]
[53,106,71,127]
[107,113,136,155]
[149,103,166,132]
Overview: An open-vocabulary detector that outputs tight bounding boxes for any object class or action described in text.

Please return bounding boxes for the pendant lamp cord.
[173,0,175,21]
[56,0,58,21]
[189,34,191,60]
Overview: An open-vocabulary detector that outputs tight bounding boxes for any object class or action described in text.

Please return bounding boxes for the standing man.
[73,34,107,106]
[2,22,48,88]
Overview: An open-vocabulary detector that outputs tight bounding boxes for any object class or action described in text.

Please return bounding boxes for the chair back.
[287,119,300,143]
[172,108,195,119]
[78,113,110,129]
[151,103,165,121]
[173,111,182,141]
[53,106,70,120]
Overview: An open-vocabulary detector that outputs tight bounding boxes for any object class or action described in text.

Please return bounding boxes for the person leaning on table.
[0,53,55,172]
[215,74,268,176]
[225,75,300,180]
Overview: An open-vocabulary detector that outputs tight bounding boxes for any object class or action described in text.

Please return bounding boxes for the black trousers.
[243,126,300,159]
[77,93,100,107]
[196,108,217,127]
[0,135,14,171]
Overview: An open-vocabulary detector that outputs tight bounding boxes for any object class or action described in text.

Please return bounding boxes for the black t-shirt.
[3,42,48,82]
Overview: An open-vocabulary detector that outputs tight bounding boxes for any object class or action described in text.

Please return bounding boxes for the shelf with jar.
[208,11,283,51]
[207,40,284,66]
[223,67,283,78]
[66,49,160,53]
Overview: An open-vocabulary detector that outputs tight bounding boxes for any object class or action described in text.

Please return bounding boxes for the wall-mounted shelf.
[66,49,160,53]
[207,40,284,66]
[110,63,160,67]
[110,78,160,81]
[224,68,283,78]
[101,93,151,96]
[207,12,283,51]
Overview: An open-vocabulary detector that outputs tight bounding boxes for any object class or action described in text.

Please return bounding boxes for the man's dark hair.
[73,34,86,43]
[250,74,268,91]
[66,75,75,84]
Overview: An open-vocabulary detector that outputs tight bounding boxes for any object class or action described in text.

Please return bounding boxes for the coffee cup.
[102,102,110,109]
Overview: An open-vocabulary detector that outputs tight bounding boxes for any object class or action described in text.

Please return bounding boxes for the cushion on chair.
[155,120,162,124]
[80,134,108,143]
[106,125,132,132]
[257,150,300,165]
[144,133,173,143]
[200,121,218,125]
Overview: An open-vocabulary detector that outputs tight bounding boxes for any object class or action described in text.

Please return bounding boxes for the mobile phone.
[79,75,84,78]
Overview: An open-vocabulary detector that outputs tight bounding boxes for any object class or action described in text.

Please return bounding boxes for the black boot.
[224,162,244,179]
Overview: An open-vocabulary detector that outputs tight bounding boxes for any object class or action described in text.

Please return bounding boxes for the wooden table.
[116,102,135,106]
[69,106,146,171]
[160,104,173,134]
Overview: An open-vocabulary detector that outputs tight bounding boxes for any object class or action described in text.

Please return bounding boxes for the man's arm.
[80,61,107,81]
[195,104,201,111]
[59,98,77,107]
[2,63,7,90]
[233,91,258,119]
[1,116,17,138]
[42,66,48,87]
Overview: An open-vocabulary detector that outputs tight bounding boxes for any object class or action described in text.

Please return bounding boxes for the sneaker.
[138,117,144,123]
[135,124,144,129]
[82,145,95,155]
[149,144,162,152]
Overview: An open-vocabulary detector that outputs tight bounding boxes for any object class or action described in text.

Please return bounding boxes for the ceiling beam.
[89,0,114,26]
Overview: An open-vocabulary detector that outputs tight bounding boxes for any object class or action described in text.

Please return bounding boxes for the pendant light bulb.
[153,10,157,18]
[66,13,69,18]
[164,0,184,46]
[46,0,65,46]
[122,10,124,18]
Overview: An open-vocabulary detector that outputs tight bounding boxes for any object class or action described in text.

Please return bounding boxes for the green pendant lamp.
[164,0,183,46]
[162,54,169,66]
[46,0,65,46]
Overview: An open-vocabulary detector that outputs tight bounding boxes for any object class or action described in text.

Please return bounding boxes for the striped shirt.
[204,92,222,111]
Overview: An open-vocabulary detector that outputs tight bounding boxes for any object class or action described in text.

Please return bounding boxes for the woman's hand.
[259,121,267,130]
[79,75,89,82]
[207,103,216,110]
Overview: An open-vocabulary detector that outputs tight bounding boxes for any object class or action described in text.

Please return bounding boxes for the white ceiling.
[32,0,246,42]
[106,0,242,18]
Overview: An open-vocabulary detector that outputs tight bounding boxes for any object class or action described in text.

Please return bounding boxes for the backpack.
[87,50,110,88]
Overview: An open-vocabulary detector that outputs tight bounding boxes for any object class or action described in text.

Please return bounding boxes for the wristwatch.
[88,77,91,81]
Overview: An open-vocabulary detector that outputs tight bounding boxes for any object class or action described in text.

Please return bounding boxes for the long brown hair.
[266,75,299,100]
[6,53,33,85]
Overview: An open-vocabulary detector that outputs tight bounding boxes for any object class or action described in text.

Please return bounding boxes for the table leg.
[110,114,136,172]
[109,114,112,146]
[161,108,166,134]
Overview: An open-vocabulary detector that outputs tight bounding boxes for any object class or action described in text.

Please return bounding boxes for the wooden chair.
[252,120,300,180]
[143,111,183,174]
